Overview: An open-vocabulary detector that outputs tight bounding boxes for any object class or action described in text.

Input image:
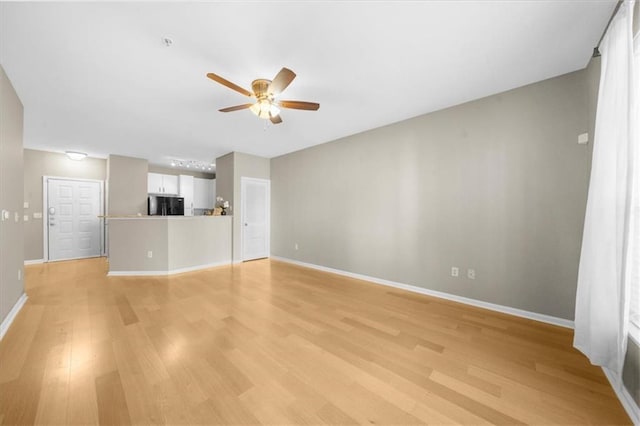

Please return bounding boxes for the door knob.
[244,223,248,226]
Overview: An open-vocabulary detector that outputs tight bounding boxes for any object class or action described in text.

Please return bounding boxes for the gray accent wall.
[109,218,168,271]
[23,149,106,261]
[167,217,231,271]
[0,65,24,325]
[107,217,232,273]
[107,154,148,215]
[271,69,592,321]
[215,152,234,209]
[214,152,270,262]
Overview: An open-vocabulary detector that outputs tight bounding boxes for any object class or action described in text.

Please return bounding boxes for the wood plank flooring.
[0,257,631,425]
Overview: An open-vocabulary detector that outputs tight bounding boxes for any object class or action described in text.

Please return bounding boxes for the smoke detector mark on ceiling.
[162,37,173,47]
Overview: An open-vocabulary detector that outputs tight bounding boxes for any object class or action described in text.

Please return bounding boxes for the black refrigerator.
[148,196,184,216]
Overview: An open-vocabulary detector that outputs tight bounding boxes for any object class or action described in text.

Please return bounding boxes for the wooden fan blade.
[219,103,253,112]
[207,73,253,97]
[270,114,283,124]
[268,68,296,95]
[279,100,320,111]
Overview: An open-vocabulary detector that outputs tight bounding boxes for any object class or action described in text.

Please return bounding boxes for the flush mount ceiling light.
[65,151,87,161]
[207,67,319,124]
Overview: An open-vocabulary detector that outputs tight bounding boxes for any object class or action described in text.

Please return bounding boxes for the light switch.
[33,212,42,219]
[23,201,29,209]
[578,133,589,144]
[1,210,8,221]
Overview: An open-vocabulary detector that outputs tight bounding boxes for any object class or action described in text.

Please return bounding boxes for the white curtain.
[574,0,638,374]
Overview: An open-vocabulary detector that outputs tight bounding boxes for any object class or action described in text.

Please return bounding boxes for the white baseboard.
[0,293,28,341]
[107,260,232,277]
[602,368,640,425]
[270,256,574,329]
[24,259,44,265]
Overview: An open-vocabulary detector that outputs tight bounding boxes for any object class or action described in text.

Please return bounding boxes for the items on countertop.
[215,196,230,216]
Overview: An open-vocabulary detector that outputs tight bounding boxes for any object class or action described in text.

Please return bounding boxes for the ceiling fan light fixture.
[250,100,280,119]
[269,103,280,117]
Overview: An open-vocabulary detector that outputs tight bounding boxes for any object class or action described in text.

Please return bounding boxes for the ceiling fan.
[206,67,319,124]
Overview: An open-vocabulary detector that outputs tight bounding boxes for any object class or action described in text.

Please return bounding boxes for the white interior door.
[47,178,102,261]
[241,177,270,261]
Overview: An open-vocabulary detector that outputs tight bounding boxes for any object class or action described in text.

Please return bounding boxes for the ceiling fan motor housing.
[252,79,271,99]
[250,79,278,119]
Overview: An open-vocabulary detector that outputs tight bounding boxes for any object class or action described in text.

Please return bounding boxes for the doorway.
[44,177,104,262]
[241,177,270,261]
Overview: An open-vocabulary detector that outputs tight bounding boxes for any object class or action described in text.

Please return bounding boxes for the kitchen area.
[146,169,217,216]
[106,159,233,276]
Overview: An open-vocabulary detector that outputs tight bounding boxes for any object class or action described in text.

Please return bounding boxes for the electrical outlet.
[23,201,29,209]
[294,243,299,250]
[33,212,42,219]
[578,133,589,144]
[467,268,476,280]
[451,267,459,277]
[147,251,153,258]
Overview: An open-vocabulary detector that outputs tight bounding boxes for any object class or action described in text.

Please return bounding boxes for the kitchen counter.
[107,215,232,276]
[104,215,232,219]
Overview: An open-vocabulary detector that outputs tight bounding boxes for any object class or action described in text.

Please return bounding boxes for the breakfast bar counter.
[107,215,232,276]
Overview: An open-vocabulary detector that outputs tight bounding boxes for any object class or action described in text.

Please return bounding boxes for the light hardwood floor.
[0,258,631,425]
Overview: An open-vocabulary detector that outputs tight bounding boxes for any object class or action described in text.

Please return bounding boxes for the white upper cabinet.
[163,175,179,195]
[148,173,163,194]
[149,173,214,211]
[148,173,179,195]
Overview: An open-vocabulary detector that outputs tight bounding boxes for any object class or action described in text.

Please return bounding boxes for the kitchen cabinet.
[148,173,162,194]
[148,173,179,195]
[194,178,216,209]
[179,175,194,216]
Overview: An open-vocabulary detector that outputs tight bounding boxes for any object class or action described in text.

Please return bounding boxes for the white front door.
[47,178,102,261]
[241,177,270,261]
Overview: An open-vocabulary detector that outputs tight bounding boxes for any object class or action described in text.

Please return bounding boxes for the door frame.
[240,177,271,262]
[43,176,105,262]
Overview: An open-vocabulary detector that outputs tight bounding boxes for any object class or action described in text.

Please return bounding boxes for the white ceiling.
[0,1,615,170]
